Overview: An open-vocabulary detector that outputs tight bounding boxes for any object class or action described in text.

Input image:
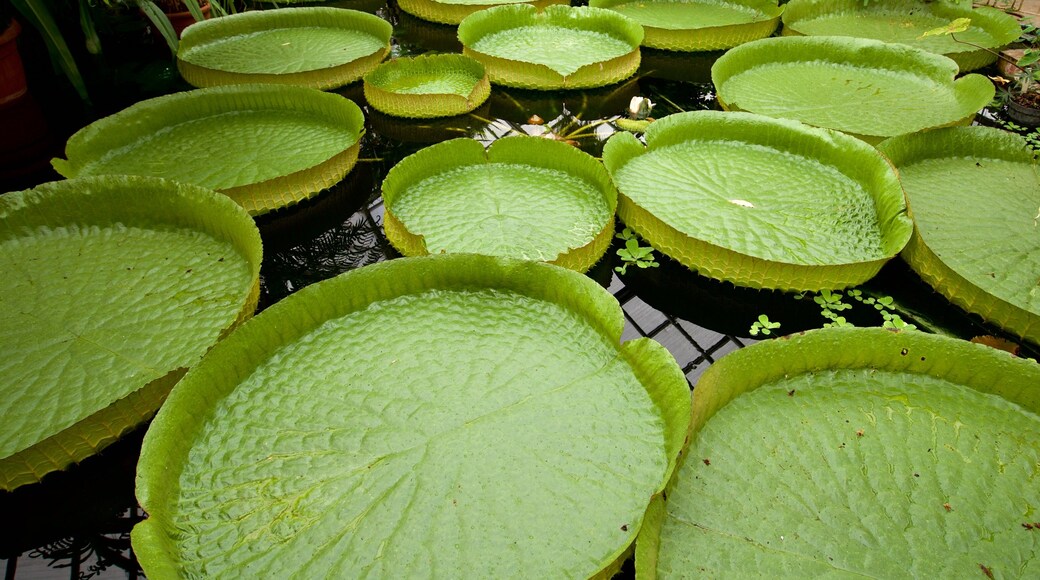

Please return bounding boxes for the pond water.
[1,1,1035,577]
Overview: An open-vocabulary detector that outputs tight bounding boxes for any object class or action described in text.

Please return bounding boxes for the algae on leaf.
[0,176,261,491]
[878,126,1040,344]
[603,110,912,290]
[132,255,691,578]
[51,84,365,216]
[639,327,1040,578]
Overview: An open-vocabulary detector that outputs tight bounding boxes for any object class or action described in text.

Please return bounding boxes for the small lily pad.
[51,84,365,216]
[177,8,392,89]
[399,0,567,26]
[0,176,261,491]
[363,54,490,118]
[782,0,1020,71]
[602,111,912,290]
[132,254,690,578]
[712,36,994,142]
[638,327,1040,578]
[877,126,1040,344]
[458,4,644,90]
[591,0,783,51]
[382,136,617,271]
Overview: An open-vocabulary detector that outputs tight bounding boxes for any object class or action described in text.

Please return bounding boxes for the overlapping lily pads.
[782,0,1019,71]
[877,126,1040,344]
[177,8,392,89]
[638,327,1040,578]
[712,36,995,143]
[603,111,912,290]
[363,54,490,118]
[0,176,261,491]
[590,0,783,51]
[458,4,644,90]
[52,84,365,216]
[382,137,617,271]
[132,254,690,578]
[399,0,566,26]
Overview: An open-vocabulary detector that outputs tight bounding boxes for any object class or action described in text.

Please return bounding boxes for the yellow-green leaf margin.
[458,4,644,90]
[131,254,691,578]
[0,176,261,491]
[51,84,365,216]
[177,8,391,90]
[363,53,491,119]
[382,137,619,272]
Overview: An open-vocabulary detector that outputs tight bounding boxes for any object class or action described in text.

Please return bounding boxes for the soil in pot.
[1007,91,1040,126]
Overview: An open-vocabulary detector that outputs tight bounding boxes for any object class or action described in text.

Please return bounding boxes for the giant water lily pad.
[637,327,1040,578]
[52,84,365,216]
[602,111,912,290]
[458,5,644,90]
[590,0,782,51]
[383,137,617,271]
[712,36,994,142]
[363,54,491,118]
[782,0,1019,71]
[877,126,1040,344]
[0,176,261,491]
[177,8,391,90]
[399,0,567,26]
[132,254,690,578]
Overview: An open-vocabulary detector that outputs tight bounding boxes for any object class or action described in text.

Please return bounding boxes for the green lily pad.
[363,54,491,119]
[638,327,1040,578]
[782,0,1020,72]
[51,84,365,216]
[712,36,995,143]
[177,8,391,90]
[877,126,1040,344]
[458,4,644,90]
[399,0,567,26]
[0,176,261,491]
[602,111,912,290]
[382,137,617,271]
[590,0,782,51]
[132,254,690,578]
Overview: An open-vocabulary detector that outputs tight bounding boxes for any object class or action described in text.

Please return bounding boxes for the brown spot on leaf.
[971,335,1021,356]
[979,564,994,579]
[900,348,908,356]
[702,458,711,466]
[856,429,864,437]
[787,389,796,397]
[943,503,952,512]
[621,524,629,532]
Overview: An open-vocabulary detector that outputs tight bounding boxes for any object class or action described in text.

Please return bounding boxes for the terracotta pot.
[0,19,28,108]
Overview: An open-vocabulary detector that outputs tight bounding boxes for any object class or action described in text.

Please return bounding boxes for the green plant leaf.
[877,126,1040,344]
[782,0,1019,71]
[0,176,261,491]
[639,327,1040,578]
[458,4,643,89]
[602,110,912,290]
[590,0,782,51]
[712,36,995,142]
[363,54,491,118]
[382,136,617,271]
[132,254,691,578]
[10,0,91,103]
[51,84,365,216]
[177,8,391,90]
